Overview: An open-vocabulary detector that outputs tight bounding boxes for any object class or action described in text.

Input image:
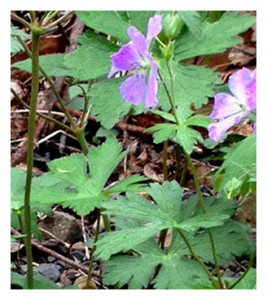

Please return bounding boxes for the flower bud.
[160,13,184,42]
[160,41,175,61]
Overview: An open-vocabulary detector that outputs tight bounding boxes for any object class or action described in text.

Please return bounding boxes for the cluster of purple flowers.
[108,15,256,143]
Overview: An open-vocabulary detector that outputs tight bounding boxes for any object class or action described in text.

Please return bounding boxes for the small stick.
[81,216,90,260]
[38,227,70,249]
[11,228,88,273]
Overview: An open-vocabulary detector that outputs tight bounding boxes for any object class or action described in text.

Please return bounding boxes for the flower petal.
[208,111,247,142]
[146,15,162,45]
[108,43,140,78]
[245,69,256,110]
[119,73,146,105]
[210,93,245,120]
[228,67,254,106]
[144,71,158,108]
[127,26,147,55]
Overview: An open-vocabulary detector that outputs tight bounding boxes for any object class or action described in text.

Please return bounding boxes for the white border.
[2,1,265,299]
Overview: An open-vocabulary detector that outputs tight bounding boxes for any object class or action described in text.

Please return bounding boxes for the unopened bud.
[160,13,184,42]
[160,41,175,61]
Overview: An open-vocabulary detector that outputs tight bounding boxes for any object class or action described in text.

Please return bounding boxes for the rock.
[234,194,256,227]
[34,263,62,282]
[38,211,83,244]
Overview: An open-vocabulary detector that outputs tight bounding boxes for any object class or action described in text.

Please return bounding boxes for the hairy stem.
[162,140,168,181]
[23,27,41,289]
[75,128,89,155]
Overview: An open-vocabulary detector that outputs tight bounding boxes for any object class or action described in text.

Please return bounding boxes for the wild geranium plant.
[11,11,256,289]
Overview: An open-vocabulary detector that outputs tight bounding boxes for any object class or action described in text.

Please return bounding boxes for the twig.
[81,216,90,260]
[11,228,88,273]
[11,12,31,29]
[38,227,70,248]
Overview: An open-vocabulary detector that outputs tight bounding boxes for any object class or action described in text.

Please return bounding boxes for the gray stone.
[34,263,62,282]
[38,211,82,244]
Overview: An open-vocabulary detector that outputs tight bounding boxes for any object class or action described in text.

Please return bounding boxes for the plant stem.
[78,85,90,128]
[176,228,218,288]
[185,152,223,288]
[228,249,256,289]
[179,153,188,186]
[102,215,111,232]
[158,69,179,124]
[162,140,168,181]
[175,145,182,181]
[85,209,101,289]
[42,11,74,30]
[75,128,89,155]
[11,12,31,29]
[165,60,179,124]
[41,11,59,26]
[23,26,41,289]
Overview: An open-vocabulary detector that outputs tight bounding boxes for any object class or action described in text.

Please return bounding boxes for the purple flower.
[107,15,162,108]
[208,68,256,142]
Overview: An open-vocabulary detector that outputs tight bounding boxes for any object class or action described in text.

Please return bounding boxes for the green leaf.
[185,220,255,265]
[11,272,60,289]
[106,175,148,194]
[232,268,256,289]
[89,78,132,129]
[214,135,256,196]
[175,125,203,154]
[100,192,254,289]
[88,137,126,191]
[76,11,156,44]
[11,27,30,54]
[11,167,26,211]
[31,137,127,216]
[150,109,176,123]
[103,238,163,289]
[96,181,231,260]
[96,225,164,261]
[177,212,229,232]
[175,11,256,61]
[177,11,202,37]
[145,123,178,144]
[158,63,221,110]
[76,11,129,43]
[12,54,72,77]
[103,234,211,289]
[184,115,211,127]
[64,31,119,80]
[128,11,156,34]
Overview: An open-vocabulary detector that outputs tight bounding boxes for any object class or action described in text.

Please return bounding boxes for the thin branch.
[15,35,76,128]
[11,88,74,134]
[11,228,88,273]
[11,12,31,29]
[42,11,74,30]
